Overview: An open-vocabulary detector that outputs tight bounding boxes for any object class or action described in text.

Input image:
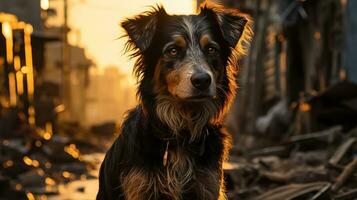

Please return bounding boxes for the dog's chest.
[121,150,190,199]
[121,145,219,200]
[120,128,224,199]
[165,146,196,182]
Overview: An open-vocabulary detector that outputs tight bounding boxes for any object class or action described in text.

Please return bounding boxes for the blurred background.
[0,0,356,199]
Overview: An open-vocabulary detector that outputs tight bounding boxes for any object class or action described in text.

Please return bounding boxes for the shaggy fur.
[97,2,252,200]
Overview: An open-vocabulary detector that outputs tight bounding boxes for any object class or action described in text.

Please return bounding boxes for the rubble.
[225,126,357,200]
[254,182,331,200]
[0,107,106,199]
[332,158,357,192]
[224,79,357,199]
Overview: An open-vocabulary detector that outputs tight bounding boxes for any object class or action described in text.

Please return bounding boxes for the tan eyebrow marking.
[162,35,187,53]
[173,35,186,48]
[200,34,212,48]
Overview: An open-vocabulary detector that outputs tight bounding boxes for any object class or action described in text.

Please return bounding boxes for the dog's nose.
[191,72,211,90]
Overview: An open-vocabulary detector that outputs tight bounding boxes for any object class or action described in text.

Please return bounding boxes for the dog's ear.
[200,2,251,48]
[122,5,167,52]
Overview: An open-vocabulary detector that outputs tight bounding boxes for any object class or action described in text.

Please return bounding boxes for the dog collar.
[162,128,210,167]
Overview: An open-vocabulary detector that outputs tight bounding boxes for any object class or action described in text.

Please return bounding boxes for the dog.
[96,2,252,200]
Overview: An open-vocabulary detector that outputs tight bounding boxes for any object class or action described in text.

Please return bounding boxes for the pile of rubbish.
[225,81,357,200]
[225,126,357,200]
[0,108,109,199]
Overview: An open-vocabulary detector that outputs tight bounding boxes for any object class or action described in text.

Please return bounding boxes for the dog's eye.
[207,47,218,55]
[168,47,178,57]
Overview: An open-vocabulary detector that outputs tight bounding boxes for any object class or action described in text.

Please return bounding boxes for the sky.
[65,0,197,73]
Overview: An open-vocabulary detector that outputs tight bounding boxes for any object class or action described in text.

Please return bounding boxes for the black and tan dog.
[97,2,252,200]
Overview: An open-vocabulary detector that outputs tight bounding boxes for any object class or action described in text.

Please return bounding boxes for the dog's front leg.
[120,168,157,200]
[189,168,226,200]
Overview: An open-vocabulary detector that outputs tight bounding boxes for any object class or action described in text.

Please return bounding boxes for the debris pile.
[225,126,357,200]
[225,81,357,200]
[0,108,105,199]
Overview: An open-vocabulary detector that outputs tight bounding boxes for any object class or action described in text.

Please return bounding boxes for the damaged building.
[0,0,97,199]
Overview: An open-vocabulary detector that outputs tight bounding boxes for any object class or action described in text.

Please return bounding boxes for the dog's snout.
[191,72,211,90]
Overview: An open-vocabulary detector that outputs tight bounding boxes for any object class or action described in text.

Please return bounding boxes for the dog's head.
[122,2,252,137]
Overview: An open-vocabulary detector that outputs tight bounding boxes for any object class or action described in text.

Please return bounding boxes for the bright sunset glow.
[69,0,197,74]
[40,0,50,10]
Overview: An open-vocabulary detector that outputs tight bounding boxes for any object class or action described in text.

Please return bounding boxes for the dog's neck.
[147,114,211,167]
[141,104,214,143]
[150,118,209,141]
[151,95,220,142]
